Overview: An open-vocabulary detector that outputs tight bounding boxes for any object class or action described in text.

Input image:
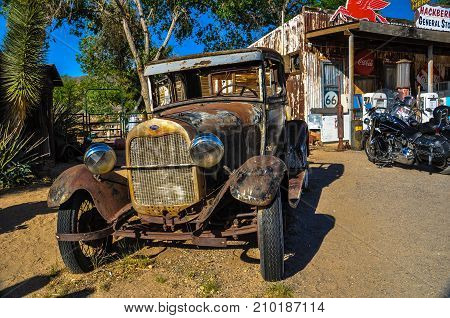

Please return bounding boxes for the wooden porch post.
[427,45,433,93]
[348,32,355,147]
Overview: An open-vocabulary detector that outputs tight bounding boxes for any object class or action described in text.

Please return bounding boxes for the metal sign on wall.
[416,64,442,89]
[330,0,391,23]
[415,4,450,32]
[410,0,430,11]
[354,50,375,76]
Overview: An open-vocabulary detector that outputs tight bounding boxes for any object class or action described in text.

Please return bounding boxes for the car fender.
[229,156,287,206]
[47,165,130,223]
[284,120,309,170]
[286,120,309,153]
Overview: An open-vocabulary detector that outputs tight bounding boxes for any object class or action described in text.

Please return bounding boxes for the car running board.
[288,170,306,209]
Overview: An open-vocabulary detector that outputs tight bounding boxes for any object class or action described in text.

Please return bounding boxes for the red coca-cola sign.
[354,50,375,76]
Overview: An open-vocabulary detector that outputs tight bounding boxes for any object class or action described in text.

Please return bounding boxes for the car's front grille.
[129,134,197,206]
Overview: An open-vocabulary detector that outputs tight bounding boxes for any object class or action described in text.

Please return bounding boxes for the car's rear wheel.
[258,193,284,281]
[57,191,111,273]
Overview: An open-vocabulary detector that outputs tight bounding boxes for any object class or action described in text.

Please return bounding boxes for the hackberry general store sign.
[415,4,450,32]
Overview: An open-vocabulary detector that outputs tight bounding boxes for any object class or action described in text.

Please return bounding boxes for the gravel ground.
[0,148,449,298]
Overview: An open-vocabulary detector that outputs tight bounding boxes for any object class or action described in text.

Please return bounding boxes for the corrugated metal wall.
[251,7,450,119]
[250,7,345,120]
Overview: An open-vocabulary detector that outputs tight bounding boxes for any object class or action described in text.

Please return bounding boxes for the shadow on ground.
[82,162,344,281]
[60,288,95,298]
[284,162,344,278]
[0,273,59,298]
[0,201,55,234]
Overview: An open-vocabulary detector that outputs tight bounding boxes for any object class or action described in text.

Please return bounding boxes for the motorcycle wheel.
[436,159,450,175]
[364,137,378,163]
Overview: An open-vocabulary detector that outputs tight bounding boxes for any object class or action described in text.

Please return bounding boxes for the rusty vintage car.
[48,48,309,281]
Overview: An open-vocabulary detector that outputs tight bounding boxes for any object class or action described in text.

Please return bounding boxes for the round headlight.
[189,133,224,168]
[83,143,117,175]
[364,118,370,125]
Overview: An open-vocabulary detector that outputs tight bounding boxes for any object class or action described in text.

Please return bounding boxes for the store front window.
[322,61,343,108]
[384,65,396,90]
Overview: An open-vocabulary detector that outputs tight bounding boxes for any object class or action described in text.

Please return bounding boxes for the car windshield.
[149,64,262,108]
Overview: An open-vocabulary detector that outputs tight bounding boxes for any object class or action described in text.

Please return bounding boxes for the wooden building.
[0,62,63,162]
[251,7,450,143]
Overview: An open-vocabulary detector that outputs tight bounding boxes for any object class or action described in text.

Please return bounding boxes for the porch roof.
[306,20,450,52]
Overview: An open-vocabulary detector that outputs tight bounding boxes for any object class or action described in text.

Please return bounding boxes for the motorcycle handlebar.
[367,106,387,116]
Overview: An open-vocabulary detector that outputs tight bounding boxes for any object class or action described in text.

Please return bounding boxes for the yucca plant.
[0,0,48,124]
[53,100,83,138]
[0,123,46,188]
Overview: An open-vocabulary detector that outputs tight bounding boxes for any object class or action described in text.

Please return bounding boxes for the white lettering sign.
[415,4,450,32]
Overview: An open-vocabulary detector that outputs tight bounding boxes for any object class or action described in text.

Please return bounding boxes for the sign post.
[337,75,345,151]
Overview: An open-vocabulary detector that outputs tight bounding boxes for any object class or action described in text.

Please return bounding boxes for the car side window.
[156,77,171,106]
[265,61,284,98]
[154,74,186,105]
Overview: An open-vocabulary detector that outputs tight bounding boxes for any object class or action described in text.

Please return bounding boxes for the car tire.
[57,191,111,273]
[258,193,284,282]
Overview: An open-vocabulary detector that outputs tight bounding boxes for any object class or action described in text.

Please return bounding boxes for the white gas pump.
[362,92,387,129]
[420,92,439,123]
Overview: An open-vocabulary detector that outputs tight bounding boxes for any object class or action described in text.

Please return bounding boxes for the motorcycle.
[362,97,450,174]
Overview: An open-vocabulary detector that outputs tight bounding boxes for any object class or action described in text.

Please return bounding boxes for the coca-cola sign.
[354,50,375,76]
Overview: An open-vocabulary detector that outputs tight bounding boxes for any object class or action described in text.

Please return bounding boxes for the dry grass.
[197,275,220,297]
[264,283,294,298]
[37,251,155,297]
[155,274,167,284]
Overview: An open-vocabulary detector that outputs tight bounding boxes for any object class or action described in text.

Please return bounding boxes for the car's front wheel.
[57,191,111,273]
[258,193,284,281]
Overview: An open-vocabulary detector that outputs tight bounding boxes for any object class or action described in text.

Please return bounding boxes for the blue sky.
[0,1,427,76]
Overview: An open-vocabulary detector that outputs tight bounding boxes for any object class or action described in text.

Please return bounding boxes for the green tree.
[435,0,450,5]
[198,0,345,52]
[50,0,209,113]
[54,76,136,114]
[316,0,346,10]
[0,0,49,124]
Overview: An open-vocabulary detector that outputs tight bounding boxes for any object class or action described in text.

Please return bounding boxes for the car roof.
[144,47,282,76]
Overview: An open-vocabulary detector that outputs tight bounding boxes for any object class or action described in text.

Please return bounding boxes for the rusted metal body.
[48,165,130,223]
[230,156,287,206]
[50,48,310,249]
[288,170,306,208]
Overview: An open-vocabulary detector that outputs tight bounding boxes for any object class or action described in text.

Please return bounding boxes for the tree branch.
[146,7,155,22]
[133,0,150,57]
[113,0,141,67]
[153,7,182,61]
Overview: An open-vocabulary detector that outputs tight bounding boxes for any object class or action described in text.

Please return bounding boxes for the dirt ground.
[0,148,449,298]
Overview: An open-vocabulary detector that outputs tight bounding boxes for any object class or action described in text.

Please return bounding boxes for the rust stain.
[47,165,130,222]
[229,156,287,206]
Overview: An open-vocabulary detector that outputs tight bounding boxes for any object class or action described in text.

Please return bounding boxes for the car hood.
[159,101,263,134]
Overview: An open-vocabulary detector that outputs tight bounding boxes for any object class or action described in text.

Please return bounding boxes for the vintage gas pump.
[420,92,439,123]
[362,92,387,130]
[396,59,411,99]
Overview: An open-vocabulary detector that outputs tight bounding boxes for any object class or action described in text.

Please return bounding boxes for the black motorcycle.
[363,103,450,174]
